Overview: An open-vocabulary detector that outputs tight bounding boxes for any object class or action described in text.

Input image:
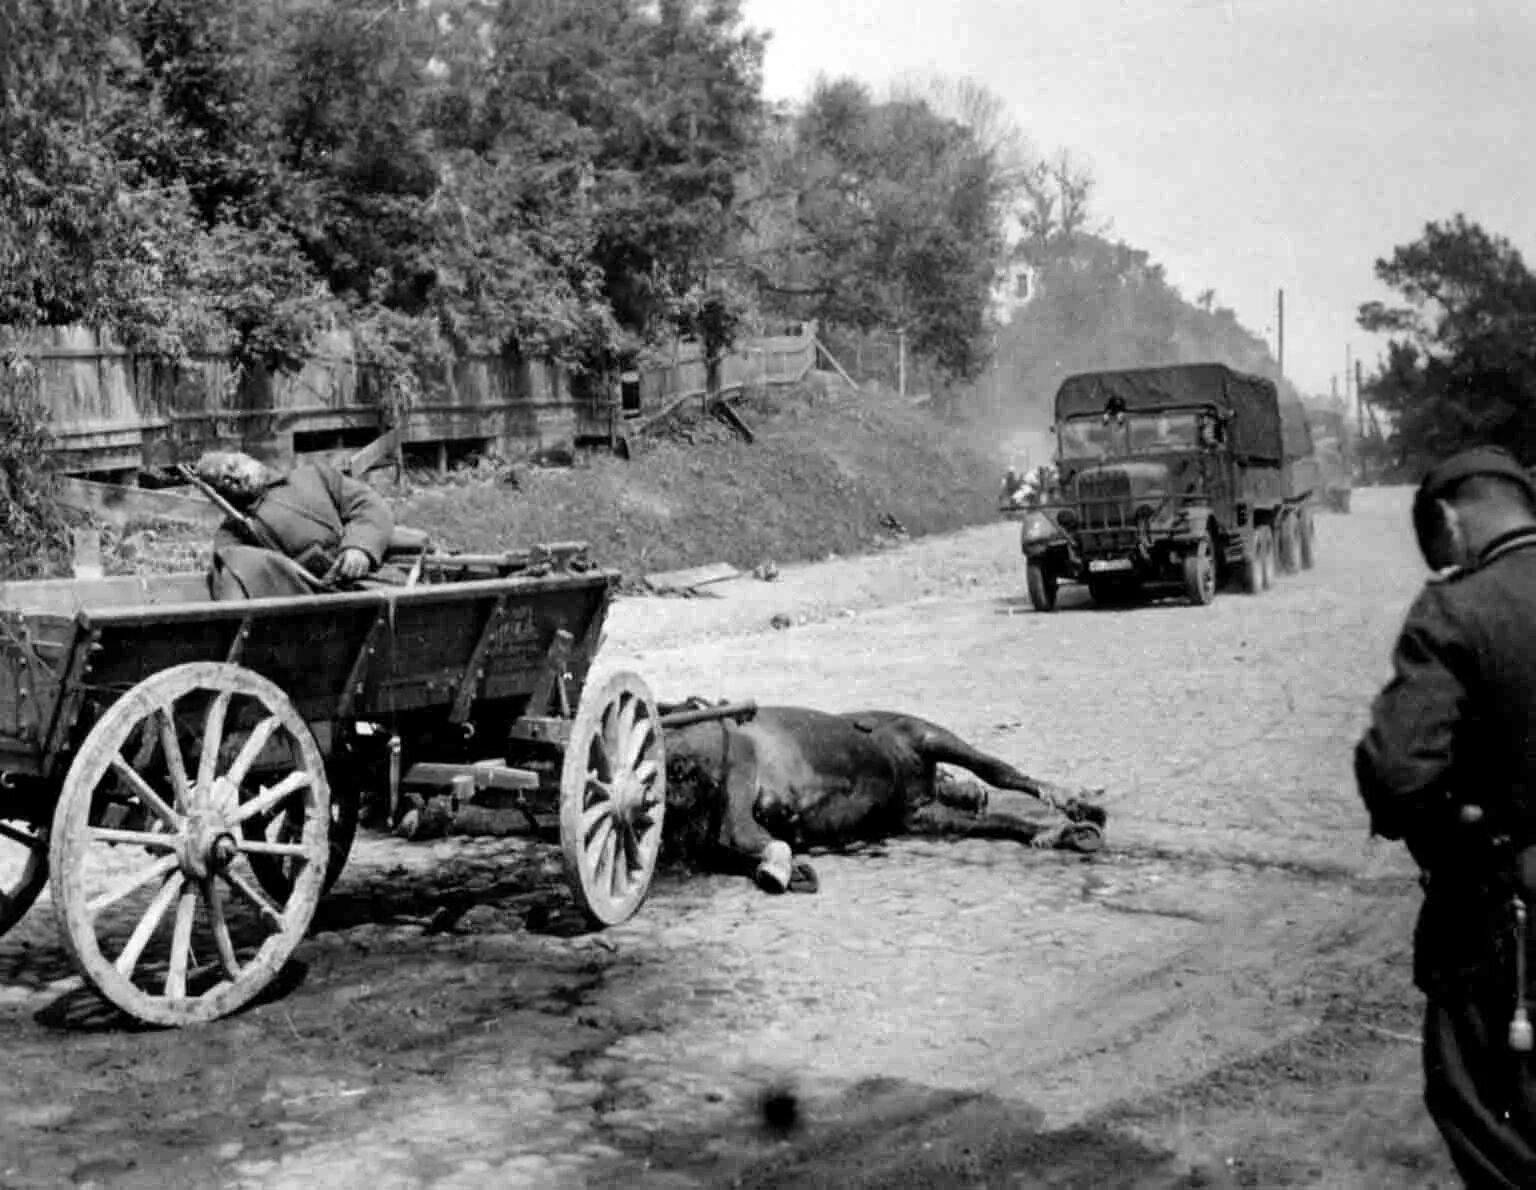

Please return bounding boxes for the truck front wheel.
[1026,559,1058,613]
[1182,538,1217,606]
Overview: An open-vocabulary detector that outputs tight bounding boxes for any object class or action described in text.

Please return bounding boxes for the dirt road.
[0,487,1458,1189]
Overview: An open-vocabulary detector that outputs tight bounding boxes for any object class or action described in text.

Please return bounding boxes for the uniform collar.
[1476,525,1536,568]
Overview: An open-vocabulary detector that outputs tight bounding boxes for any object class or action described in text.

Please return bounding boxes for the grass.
[39,380,1008,583]
[391,382,1007,581]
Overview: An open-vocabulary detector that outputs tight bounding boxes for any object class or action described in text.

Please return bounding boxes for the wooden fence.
[3,322,818,476]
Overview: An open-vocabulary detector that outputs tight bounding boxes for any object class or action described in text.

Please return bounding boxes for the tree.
[745,77,1010,379]
[0,0,769,377]
[1357,215,1536,469]
[1017,150,1097,258]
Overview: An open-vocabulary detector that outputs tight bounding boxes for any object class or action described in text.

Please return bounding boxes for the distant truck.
[1306,406,1355,512]
[1004,363,1319,611]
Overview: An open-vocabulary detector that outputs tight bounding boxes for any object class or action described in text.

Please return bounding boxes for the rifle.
[176,463,333,591]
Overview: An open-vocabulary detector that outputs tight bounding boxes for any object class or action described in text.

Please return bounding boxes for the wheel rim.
[50,662,329,1025]
[0,816,48,935]
[559,671,666,927]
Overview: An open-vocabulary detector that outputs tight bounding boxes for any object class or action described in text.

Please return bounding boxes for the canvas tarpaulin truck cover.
[1053,363,1310,465]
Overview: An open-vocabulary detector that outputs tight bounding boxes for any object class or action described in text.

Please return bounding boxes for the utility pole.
[1356,358,1368,440]
[1276,289,1285,378]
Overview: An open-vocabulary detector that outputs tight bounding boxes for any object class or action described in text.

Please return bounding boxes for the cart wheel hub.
[210,832,239,870]
[612,773,649,820]
[178,814,235,880]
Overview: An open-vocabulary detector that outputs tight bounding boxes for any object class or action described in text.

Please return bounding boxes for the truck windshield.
[1058,417,1124,459]
[1126,412,1200,452]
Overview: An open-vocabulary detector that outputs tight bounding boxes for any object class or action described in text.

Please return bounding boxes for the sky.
[738,0,1536,399]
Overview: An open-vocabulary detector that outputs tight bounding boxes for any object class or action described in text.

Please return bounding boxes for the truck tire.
[1026,559,1058,612]
[1181,538,1217,606]
[1300,511,1316,570]
[1240,527,1274,594]
[1276,514,1300,575]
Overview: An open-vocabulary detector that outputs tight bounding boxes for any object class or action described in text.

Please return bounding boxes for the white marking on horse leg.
[754,840,793,893]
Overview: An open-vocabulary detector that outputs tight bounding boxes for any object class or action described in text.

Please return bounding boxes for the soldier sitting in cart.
[191,450,396,600]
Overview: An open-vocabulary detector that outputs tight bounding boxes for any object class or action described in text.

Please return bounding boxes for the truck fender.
[1177,505,1216,547]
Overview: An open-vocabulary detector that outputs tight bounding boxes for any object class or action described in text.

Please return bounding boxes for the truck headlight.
[1021,511,1058,544]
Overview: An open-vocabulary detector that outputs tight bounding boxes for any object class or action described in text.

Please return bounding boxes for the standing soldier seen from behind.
[1355,446,1536,1188]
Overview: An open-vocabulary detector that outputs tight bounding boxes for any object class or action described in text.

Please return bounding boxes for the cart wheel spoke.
[237,839,311,860]
[582,798,612,839]
[203,877,242,979]
[87,853,181,918]
[156,707,193,809]
[615,694,639,752]
[587,816,615,871]
[220,866,287,928]
[233,771,313,826]
[620,713,654,772]
[224,715,283,791]
[88,826,181,850]
[631,759,659,792]
[196,690,233,794]
[108,756,181,830]
[619,817,643,876]
[164,883,198,999]
[113,872,184,979]
[610,828,631,898]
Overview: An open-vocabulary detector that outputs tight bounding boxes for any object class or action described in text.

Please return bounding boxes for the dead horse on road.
[659,701,1108,894]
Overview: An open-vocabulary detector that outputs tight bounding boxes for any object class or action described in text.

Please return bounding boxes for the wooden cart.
[0,541,666,1025]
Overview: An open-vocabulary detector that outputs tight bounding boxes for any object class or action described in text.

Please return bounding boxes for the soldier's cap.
[1415,445,1536,506]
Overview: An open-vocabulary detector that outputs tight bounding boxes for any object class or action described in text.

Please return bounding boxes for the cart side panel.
[0,610,79,772]
[71,571,618,729]
[83,602,393,722]
[371,575,614,714]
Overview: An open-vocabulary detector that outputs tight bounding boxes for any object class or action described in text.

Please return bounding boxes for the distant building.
[990,261,1037,326]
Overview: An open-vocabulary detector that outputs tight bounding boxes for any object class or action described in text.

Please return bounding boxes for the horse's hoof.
[754,865,790,894]
[788,861,820,894]
[1067,799,1108,828]
[755,841,793,894]
[1060,823,1105,853]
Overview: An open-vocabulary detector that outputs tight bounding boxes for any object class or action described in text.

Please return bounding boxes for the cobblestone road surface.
[0,488,1451,1188]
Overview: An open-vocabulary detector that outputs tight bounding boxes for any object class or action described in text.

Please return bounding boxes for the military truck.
[1013,362,1319,611]
[1306,406,1355,512]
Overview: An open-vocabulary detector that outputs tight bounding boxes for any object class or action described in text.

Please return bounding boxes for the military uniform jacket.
[213,462,393,568]
[1355,526,1536,996]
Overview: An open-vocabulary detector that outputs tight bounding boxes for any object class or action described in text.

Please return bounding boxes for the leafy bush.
[0,352,72,580]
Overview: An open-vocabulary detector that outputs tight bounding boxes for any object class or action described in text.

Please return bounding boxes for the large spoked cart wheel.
[49,662,331,1026]
[559,671,666,928]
